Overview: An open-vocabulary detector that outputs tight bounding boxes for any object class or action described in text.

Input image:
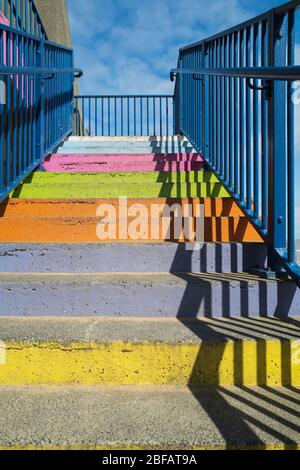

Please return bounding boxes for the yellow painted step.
[0,317,299,386]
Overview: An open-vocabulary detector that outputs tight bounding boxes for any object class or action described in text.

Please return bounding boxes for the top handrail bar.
[75,94,173,98]
[0,66,83,78]
[179,0,299,52]
[0,22,72,51]
[170,66,300,81]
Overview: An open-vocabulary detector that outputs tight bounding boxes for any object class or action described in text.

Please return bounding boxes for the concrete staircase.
[0,136,299,449]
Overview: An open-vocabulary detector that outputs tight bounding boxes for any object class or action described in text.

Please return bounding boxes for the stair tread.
[0,385,299,449]
[0,271,286,283]
[19,171,219,183]
[1,316,299,343]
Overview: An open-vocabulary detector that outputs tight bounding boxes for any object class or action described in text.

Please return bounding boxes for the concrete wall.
[34,0,72,48]
[34,0,80,121]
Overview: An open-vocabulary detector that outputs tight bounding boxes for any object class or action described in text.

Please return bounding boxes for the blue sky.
[67,0,287,94]
[67,0,300,238]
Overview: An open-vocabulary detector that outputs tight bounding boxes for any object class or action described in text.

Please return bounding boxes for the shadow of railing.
[169,242,300,449]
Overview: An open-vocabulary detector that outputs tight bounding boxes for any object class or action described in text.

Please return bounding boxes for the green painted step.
[11,183,230,199]
[19,171,220,184]
[10,171,230,199]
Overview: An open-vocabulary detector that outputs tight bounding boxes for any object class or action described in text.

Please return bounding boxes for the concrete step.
[0,384,299,449]
[11,182,230,199]
[42,153,205,173]
[68,135,187,142]
[0,243,267,273]
[0,317,299,386]
[60,141,194,149]
[57,145,196,155]
[0,272,298,317]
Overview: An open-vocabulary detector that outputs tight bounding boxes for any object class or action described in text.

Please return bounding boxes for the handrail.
[171,0,300,285]
[170,66,300,81]
[0,66,83,78]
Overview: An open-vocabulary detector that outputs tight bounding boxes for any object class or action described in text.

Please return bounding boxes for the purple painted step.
[43,153,205,173]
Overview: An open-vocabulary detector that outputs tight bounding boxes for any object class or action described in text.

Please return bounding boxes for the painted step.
[0,243,267,273]
[0,272,299,317]
[61,141,193,149]
[43,153,205,172]
[1,385,299,450]
[68,135,187,142]
[18,171,219,184]
[0,317,299,386]
[0,198,248,218]
[11,182,230,199]
[0,217,264,242]
[57,145,196,155]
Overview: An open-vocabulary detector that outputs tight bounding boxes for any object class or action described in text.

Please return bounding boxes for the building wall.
[34,0,80,107]
[34,0,72,48]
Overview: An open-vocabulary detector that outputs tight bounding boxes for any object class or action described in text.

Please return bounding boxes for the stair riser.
[0,217,264,242]
[68,136,187,142]
[1,340,298,386]
[0,243,267,273]
[44,152,204,162]
[0,279,299,317]
[59,142,194,149]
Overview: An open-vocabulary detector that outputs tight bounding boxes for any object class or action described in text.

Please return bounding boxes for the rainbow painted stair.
[0,136,300,450]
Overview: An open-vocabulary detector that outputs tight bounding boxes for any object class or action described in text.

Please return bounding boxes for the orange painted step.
[0,217,264,243]
[0,206,264,245]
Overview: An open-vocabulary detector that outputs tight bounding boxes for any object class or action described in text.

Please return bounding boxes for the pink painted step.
[43,153,205,173]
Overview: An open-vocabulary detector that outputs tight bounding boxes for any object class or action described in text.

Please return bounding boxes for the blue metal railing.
[171,0,300,284]
[0,21,82,201]
[74,95,174,137]
[0,0,46,38]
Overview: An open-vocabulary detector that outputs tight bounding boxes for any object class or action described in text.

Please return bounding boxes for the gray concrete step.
[0,272,299,317]
[0,243,267,273]
[0,385,299,449]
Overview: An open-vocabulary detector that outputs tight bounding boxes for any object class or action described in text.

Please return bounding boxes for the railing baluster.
[121,97,123,136]
[140,97,143,136]
[253,23,259,220]
[239,29,245,203]
[153,97,156,136]
[114,97,117,137]
[94,97,97,136]
[127,96,130,136]
[287,10,295,264]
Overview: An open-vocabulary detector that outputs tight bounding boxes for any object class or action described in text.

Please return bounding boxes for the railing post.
[35,39,44,162]
[268,10,289,272]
